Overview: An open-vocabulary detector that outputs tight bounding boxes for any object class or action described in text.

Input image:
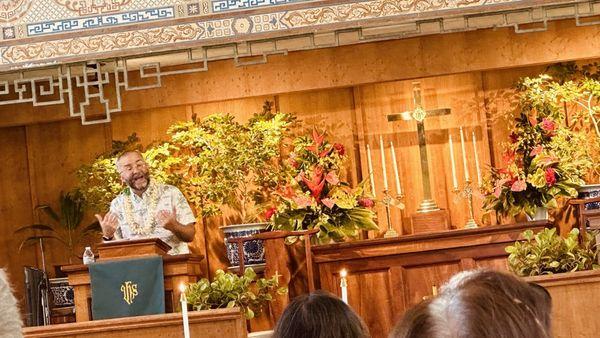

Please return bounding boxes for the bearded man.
[95,151,196,255]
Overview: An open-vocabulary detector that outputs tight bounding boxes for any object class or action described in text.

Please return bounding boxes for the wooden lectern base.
[410,209,450,234]
[62,238,204,322]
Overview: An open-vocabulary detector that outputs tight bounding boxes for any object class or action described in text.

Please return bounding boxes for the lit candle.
[179,283,190,338]
[379,136,389,191]
[449,134,458,190]
[459,127,470,182]
[366,144,376,197]
[340,269,348,304]
[389,141,402,196]
[472,131,482,186]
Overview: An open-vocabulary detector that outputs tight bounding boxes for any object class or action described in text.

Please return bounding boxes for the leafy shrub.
[506,228,598,277]
[185,268,287,319]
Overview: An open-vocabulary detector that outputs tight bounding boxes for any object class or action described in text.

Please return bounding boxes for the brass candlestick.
[382,189,404,238]
[453,180,478,229]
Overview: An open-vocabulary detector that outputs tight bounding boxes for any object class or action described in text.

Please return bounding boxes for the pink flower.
[357,197,375,208]
[289,158,299,168]
[333,143,345,156]
[292,195,314,208]
[510,180,527,192]
[530,145,543,157]
[492,178,509,198]
[493,186,503,198]
[541,118,556,135]
[321,198,335,208]
[264,207,277,220]
[325,172,340,185]
[545,168,557,186]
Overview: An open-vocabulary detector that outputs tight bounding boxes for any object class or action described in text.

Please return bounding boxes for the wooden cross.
[387,82,451,213]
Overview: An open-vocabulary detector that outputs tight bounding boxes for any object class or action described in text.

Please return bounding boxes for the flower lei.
[123,181,161,235]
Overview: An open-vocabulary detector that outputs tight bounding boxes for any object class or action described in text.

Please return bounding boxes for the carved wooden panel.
[401,263,462,308]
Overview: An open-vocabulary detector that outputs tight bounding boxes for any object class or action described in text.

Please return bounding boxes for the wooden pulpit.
[62,238,204,322]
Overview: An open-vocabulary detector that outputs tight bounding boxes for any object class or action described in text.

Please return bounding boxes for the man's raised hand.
[95,212,118,239]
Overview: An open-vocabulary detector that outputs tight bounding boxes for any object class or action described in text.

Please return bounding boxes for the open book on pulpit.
[89,238,171,320]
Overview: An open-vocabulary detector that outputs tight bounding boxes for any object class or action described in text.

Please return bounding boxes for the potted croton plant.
[267,129,378,243]
[482,76,592,220]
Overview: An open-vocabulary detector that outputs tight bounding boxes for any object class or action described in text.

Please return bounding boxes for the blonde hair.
[0,268,23,337]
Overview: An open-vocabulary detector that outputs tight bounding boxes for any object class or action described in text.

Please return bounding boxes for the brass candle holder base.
[453,181,479,229]
[382,190,404,238]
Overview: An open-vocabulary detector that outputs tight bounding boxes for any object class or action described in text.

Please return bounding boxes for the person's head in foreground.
[391,269,552,338]
[273,290,370,338]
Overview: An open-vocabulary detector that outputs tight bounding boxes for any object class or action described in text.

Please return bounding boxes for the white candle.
[449,134,458,190]
[379,136,389,191]
[179,283,190,338]
[459,127,470,182]
[366,144,376,197]
[340,269,348,304]
[389,141,402,196]
[472,131,482,186]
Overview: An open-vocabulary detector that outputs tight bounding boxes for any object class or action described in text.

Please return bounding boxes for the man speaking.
[95,151,196,255]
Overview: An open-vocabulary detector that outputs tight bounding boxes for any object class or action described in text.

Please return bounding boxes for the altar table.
[311,221,549,337]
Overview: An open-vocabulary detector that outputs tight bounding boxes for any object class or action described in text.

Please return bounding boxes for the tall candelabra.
[453,180,478,229]
[382,189,404,238]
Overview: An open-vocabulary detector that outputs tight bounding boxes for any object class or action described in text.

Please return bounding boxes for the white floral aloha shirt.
[109,181,196,255]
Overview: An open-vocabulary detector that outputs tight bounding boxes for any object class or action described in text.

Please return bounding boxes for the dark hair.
[391,270,552,338]
[273,290,370,338]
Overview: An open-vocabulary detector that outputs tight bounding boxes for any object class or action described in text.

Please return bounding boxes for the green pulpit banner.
[89,256,165,320]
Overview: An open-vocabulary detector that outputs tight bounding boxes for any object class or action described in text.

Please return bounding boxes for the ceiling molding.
[0,0,598,72]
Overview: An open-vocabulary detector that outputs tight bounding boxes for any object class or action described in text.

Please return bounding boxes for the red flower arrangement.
[267,129,378,243]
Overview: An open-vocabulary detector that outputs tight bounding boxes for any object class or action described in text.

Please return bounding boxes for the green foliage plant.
[76,104,295,224]
[521,63,600,180]
[184,268,287,319]
[505,228,598,277]
[164,111,295,222]
[14,191,101,263]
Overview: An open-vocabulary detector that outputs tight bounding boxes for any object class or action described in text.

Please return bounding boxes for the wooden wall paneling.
[277,88,358,184]
[110,106,189,144]
[190,96,274,122]
[0,126,37,309]
[25,120,107,271]
[190,96,275,278]
[357,73,490,233]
